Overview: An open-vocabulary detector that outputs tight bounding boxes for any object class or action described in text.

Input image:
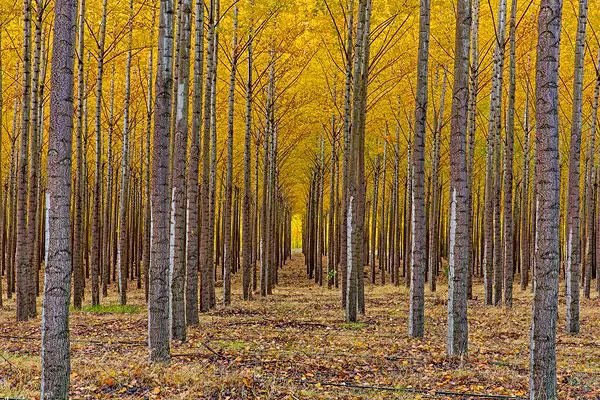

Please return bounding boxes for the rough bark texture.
[429,71,446,293]
[584,49,600,299]
[118,0,134,306]
[340,0,354,309]
[502,0,517,307]
[447,0,470,358]
[16,0,33,321]
[242,5,253,300]
[466,0,478,296]
[565,0,588,333]
[520,89,531,291]
[185,0,203,325]
[91,0,108,307]
[40,0,76,393]
[170,0,192,341]
[409,0,430,338]
[200,0,215,312]
[149,0,175,363]
[223,5,239,305]
[530,0,562,396]
[346,0,370,322]
[27,0,43,317]
[72,0,85,311]
[493,0,507,307]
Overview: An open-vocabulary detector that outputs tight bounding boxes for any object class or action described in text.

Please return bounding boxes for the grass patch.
[214,340,251,351]
[341,321,367,330]
[80,304,142,314]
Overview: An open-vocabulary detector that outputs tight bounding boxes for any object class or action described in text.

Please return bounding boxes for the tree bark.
[242,3,253,300]
[149,0,175,363]
[40,0,76,393]
[530,0,562,396]
[430,71,446,293]
[185,0,203,324]
[15,0,33,321]
[565,0,588,332]
[447,0,470,357]
[346,0,371,322]
[409,0,431,337]
[223,4,239,305]
[170,0,192,341]
[340,0,354,308]
[584,49,600,299]
[520,88,531,291]
[90,0,108,307]
[502,0,517,307]
[118,0,134,306]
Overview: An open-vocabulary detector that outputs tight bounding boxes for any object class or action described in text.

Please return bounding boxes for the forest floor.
[0,255,599,399]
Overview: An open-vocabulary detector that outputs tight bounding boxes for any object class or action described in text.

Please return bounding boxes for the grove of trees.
[0,0,598,398]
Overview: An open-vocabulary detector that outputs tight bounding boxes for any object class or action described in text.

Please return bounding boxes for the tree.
[241,1,253,300]
[565,0,588,333]
[520,86,531,291]
[170,0,193,341]
[90,0,108,307]
[223,4,239,305]
[72,0,85,311]
[0,30,3,308]
[340,0,354,309]
[15,0,33,321]
[27,0,44,315]
[40,0,77,393]
[149,0,175,363]
[584,49,600,299]
[346,0,371,322]
[429,70,446,293]
[530,0,562,396]
[466,0,479,300]
[502,0,517,307]
[117,0,134,306]
[200,0,216,312]
[446,0,470,357]
[409,0,431,338]
[186,0,204,325]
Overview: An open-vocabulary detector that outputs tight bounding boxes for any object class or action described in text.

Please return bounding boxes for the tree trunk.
[346,0,371,322]
[170,0,192,341]
[530,0,562,396]
[15,0,33,321]
[329,117,338,288]
[186,0,203,325]
[40,0,76,393]
[223,4,239,305]
[73,0,86,310]
[584,49,600,299]
[242,3,253,300]
[409,0,431,337]
[466,0,479,300]
[340,0,354,308]
[200,0,216,312]
[118,0,134,306]
[429,71,446,293]
[502,0,517,307]
[148,0,175,363]
[520,88,531,291]
[0,31,3,307]
[447,0,470,357]
[565,0,588,332]
[90,0,108,307]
